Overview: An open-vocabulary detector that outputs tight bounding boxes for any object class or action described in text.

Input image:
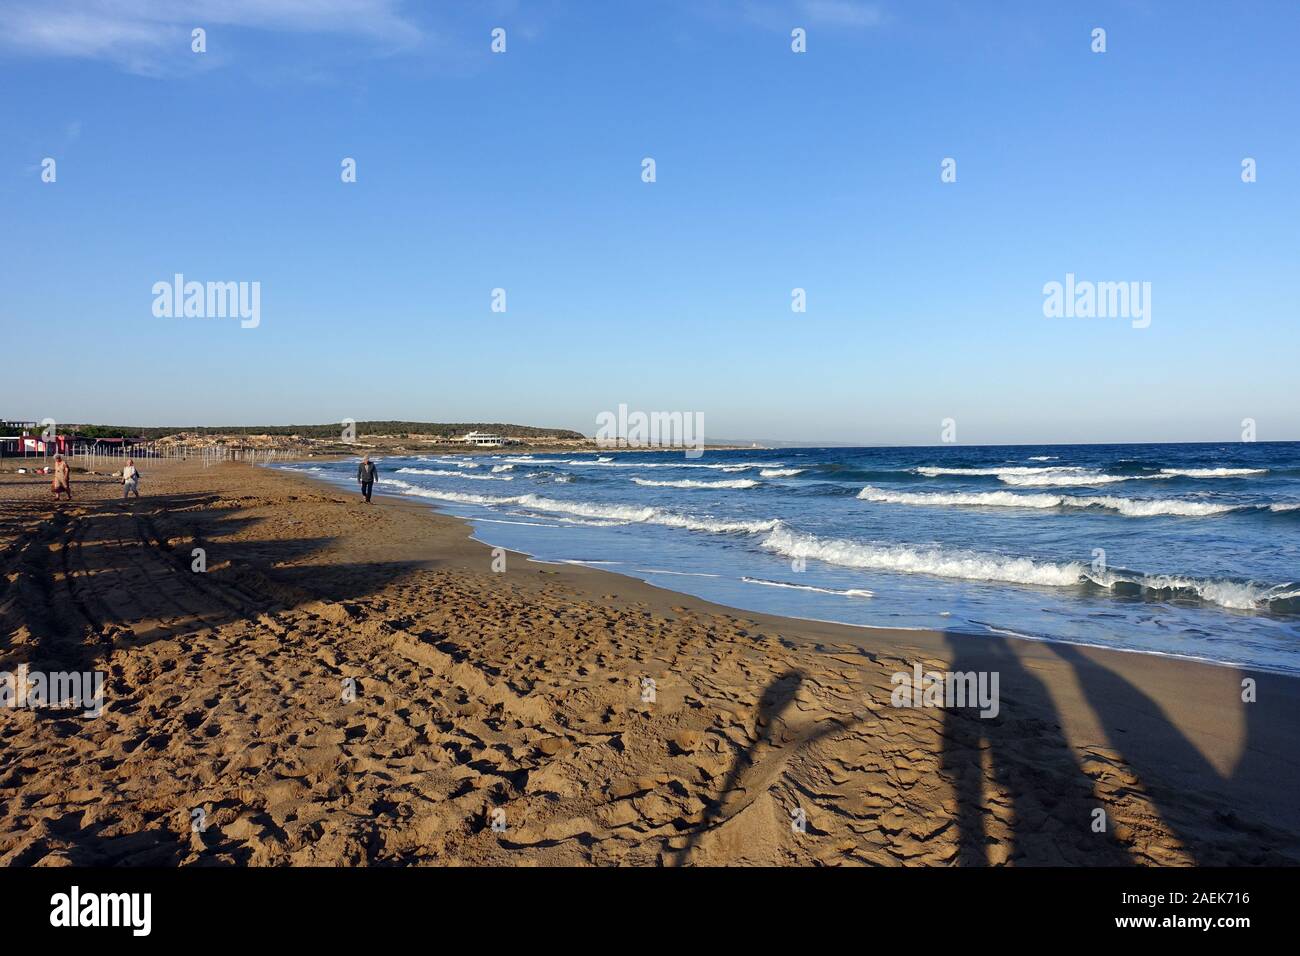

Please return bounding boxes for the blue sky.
[2,0,1297,444]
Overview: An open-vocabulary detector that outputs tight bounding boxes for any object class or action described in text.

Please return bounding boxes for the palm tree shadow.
[1044,642,1298,864]
[939,636,1132,865]
[671,670,801,865]
[671,641,1143,866]
[670,669,850,866]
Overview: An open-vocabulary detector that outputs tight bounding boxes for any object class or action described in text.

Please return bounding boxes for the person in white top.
[122,459,140,499]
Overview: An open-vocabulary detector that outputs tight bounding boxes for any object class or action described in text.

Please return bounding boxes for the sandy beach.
[1,457,1297,867]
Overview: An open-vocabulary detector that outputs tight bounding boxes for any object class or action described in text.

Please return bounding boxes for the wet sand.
[1,458,1297,865]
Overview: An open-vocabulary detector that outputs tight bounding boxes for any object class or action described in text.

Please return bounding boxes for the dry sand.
[1,458,1297,866]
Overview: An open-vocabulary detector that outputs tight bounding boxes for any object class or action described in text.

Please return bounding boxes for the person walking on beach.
[50,454,72,501]
[122,458,141,499]
[357,456,377,504]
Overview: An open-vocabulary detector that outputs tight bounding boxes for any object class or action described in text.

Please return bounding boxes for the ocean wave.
[491,464,514,472]
[916,463,1269,486]
[631,477,759,489]
[1085,496,1237,517]
[758,526,1294,612]
[572,459,772,471]
[1159,467,1268,477]
[925,463,1268,478]
[859,486,1064,509]
[761,526,1085,587]
[741,577,874,598]
[916,465,1090,477]
[760,468,804,477]
[998,471,1167,487]
[378,480,780,535]
[396,467,513,481]
[857,486,1241,517]
[916,464,1167,487]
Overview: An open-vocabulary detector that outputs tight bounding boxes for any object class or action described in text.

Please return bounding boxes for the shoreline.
[301,460,1300,679]
[2,459,1298,865]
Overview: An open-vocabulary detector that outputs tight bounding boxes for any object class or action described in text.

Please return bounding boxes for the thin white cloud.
[0,0,423,73]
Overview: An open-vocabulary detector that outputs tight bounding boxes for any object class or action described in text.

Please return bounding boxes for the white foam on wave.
[396,467,513,481]
[571,459,772,472]
[528,514,629,528]
[631,477,759,489]
[760,468,804,477]
[999,471,1167,487]
[1089,571,1292,611]
[859,486,1064,510]
[741,577,874,598]
[917,464,1267,486]
[917,464,1168,488]
[916,465,1090,477]
[761,526,1085,587]
[378,479,780,535]
[1084,496,1236,517]
[1159,467,1268,477]
[491,464,514,473]
[758,526,1288,610]
[857,486,1239,517]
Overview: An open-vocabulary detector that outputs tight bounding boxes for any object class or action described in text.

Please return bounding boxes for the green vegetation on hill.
[65,422,587,440]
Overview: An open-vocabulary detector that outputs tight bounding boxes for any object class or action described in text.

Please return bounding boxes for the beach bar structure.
[0,421,76,457]
[0,421,38,457]
[0,420,155,459]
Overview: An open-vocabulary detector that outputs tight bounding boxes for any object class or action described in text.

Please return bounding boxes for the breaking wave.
[396,467,513,481]
[1159,467,1268,477]
[378,479,781,535]
[758,526,1296,612]
[857,486,1249,517]
[631,477,759,489]
[916,464,1268,487]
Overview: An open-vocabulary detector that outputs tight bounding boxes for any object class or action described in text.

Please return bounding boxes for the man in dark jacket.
[357,456,377,503]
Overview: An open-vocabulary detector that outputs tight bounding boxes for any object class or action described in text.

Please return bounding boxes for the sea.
[278,442,1300,674]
